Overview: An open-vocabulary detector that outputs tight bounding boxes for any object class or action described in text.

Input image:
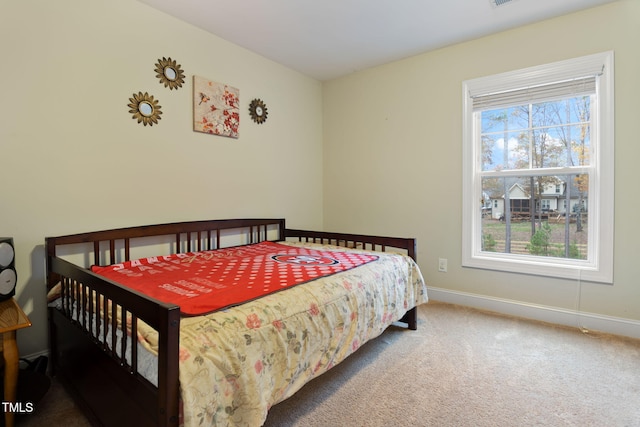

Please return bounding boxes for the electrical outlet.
[438,258,448,272]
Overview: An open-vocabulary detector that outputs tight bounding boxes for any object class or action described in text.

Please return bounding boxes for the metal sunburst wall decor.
[249,98,268,124]
[154,57,185,90]
[127,91,162,126]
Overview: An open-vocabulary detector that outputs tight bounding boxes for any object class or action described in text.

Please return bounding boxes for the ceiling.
[137,0,617,81]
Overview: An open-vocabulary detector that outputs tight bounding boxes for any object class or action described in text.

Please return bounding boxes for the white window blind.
[471,75,598,111]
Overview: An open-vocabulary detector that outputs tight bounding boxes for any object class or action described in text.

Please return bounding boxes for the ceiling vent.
[491,0,516,7]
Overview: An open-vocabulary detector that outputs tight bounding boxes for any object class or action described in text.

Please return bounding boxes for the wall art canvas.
[193,76,239,138]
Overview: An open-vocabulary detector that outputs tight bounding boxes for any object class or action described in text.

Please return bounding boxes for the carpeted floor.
[15,301,640,426]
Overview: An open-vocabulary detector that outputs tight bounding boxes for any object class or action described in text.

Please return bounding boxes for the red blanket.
[91,241,379,316]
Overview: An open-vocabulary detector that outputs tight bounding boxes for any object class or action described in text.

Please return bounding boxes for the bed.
[45,218,428,426]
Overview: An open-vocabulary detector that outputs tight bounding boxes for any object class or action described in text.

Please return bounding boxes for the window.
[462,52,614,283]
[541,200,551,211]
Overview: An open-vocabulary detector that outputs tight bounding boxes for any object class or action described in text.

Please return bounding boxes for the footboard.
[46,218,286,427]
[283,228,419,329]
[47,258,180,426]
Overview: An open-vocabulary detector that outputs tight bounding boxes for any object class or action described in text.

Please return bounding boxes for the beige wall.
[1,0,324,356]
[323,0,640,326]
[3,0,638,357]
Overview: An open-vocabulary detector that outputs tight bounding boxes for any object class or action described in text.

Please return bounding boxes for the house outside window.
[462,52,614,283]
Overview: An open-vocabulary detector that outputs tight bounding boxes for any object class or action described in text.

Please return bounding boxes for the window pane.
[480,175,588,260]
[481,130,529,171]
[481,96,591,171]
[532,124,590,168]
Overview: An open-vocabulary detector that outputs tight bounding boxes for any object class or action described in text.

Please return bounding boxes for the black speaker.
[0,238,17,301]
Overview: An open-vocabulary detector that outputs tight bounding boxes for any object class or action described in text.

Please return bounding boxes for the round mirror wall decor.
[127,92,162,126]
[249,98,268,124]
[155,57,185,90]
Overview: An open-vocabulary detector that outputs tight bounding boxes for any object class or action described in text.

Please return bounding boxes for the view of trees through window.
[479,95,591,260]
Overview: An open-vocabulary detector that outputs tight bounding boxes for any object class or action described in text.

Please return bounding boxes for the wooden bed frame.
[45,218,418,427]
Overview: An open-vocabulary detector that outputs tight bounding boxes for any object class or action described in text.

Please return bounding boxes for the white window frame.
[462,51,614,283]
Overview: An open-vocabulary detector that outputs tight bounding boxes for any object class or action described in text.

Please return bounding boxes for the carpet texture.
[16,301,640,426]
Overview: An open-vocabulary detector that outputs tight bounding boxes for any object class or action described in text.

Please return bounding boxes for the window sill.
[462,251,612,284]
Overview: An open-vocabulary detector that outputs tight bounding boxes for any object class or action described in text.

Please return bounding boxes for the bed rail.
[283,228,418,329]
[283,228,417,261]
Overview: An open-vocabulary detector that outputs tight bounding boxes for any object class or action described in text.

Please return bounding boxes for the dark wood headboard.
[46,218,286,289]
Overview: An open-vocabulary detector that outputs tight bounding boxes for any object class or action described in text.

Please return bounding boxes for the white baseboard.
[427,286,640,340]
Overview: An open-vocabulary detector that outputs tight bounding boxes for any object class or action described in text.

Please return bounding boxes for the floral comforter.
[135,242,428,426]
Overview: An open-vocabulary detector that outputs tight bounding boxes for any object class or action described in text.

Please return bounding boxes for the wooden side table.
[0,298,32,427]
